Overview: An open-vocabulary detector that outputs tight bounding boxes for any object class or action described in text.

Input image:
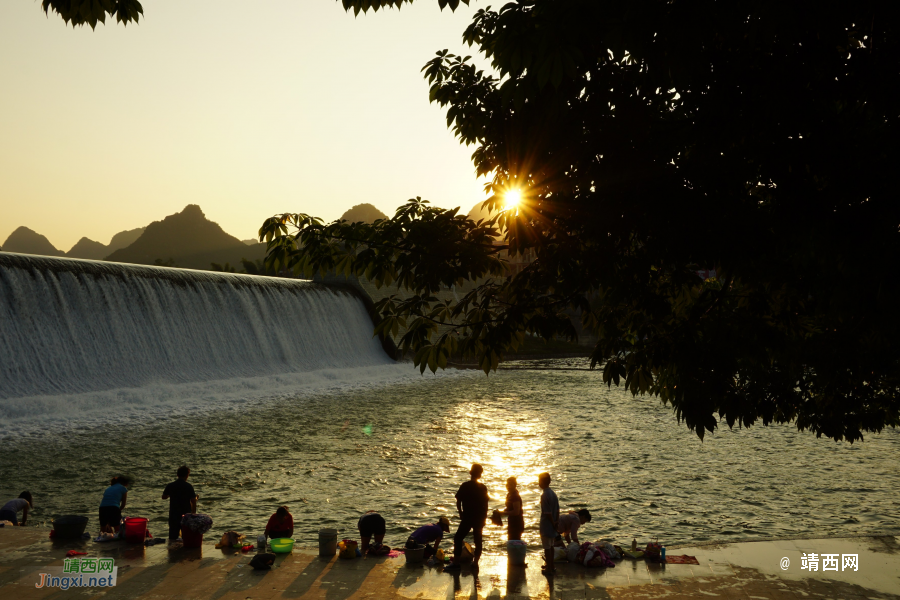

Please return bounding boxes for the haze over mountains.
[0,202,407,271]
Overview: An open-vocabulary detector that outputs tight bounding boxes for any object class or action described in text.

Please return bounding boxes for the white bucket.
[507,541,527,565]
[318,528,338,556]
[405,546,425,564]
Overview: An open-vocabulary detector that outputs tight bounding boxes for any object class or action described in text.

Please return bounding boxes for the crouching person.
[406,516,450,558]
[357,510,387,555]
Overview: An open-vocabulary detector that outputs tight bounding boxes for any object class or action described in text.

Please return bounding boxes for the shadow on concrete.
[281,555,334,598]
[208,558,270,600]
[317,556,384,600]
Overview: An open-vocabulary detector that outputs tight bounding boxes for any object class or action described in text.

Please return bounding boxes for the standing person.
[99,476,131,535]
[357,510,386,555]
[538,472,559,575]
[406,516,451,558]
[444,463,489,570]
[161,465,198,542]
[0,492,33,526]
[558,509,591,545]
[265,506,294,539]
[495,477,525,541]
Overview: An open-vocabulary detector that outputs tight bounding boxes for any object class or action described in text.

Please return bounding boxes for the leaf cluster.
[42,0,142,29]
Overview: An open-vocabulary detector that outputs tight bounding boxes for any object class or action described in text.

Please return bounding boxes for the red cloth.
[265,513,293,534]
[666,555,700,565]
[66,550,88,557]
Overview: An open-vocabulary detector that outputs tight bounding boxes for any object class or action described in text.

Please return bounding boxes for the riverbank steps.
[1,527,898,599]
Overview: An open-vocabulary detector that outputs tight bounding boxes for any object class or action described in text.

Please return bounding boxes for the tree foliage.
[263,0,900,443]
[42,0,142,28]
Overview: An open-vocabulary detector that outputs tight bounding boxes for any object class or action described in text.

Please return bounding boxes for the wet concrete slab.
[1,528,898,599]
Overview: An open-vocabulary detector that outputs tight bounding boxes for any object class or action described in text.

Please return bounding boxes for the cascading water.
[0,253,395,413]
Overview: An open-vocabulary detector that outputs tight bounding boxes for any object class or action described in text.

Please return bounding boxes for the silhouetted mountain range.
[66,227,147,260]
[1,206,262,270]
[104,204,265,269]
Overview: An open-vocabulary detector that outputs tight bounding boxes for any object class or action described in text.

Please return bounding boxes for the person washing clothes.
[444,463,489,570]
[495,477,525,541]
[558,509,591,545]
[406,516,451,558]
[99,476,131,535]
[357,510,387,555]
[265,506,293,539]
[161,465,198,543]
[0,492,33,526]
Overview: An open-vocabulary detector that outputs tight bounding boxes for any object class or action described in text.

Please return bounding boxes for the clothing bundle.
[573,541,616,568]
[181,513,213,534]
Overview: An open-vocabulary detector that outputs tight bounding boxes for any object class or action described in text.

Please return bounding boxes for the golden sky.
[0,1,490,251]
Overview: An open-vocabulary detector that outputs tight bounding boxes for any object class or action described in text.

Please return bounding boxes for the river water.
[1,358,898,552]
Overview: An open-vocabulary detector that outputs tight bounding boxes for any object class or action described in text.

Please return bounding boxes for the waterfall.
[0,252,393,403]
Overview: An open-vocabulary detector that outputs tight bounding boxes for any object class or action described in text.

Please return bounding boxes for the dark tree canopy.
[262,0,900,443]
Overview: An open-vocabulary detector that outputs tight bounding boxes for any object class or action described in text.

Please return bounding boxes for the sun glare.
[503,189,522,211]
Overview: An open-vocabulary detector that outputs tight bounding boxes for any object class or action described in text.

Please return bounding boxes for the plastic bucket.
[318,528,338,556]
[182,529,203,548]
[507,541,527,565]
[123,517,148,543]
[405,546,425,564]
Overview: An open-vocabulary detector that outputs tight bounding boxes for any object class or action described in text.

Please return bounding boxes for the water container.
[257,534,267,552]
[182,528,203,548]
[318,528,338,557]
[51,516,89,539]
[507,540,527,565]
[405,546,425,564]
[123,517,148,543]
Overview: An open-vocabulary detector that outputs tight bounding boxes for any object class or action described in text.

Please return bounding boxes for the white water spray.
[0,253,394,405]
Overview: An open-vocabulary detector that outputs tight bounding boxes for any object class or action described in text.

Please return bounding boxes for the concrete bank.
[1,528,898,599]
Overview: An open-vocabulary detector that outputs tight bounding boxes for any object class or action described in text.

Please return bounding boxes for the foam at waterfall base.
[0,362,472,439]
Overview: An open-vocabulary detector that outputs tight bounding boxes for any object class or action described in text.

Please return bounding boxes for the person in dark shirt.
[444,463,489,570]
[357,510,387,554]
[161,465,198,542]
[265,506,294,539]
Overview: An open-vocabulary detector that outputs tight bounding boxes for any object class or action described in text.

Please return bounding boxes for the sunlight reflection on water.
[2,359,898,554]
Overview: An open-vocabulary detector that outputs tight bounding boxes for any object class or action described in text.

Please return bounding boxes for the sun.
[503,188,522,211]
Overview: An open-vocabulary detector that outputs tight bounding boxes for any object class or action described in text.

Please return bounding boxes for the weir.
[0,252,393,400]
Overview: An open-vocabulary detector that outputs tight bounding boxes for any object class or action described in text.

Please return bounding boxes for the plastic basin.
[52,516,89,539]
[270,538,294,553]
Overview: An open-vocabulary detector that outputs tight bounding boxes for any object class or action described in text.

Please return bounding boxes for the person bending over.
[0,491,33,526]
[558,509,591,545]
[406,516,450,558]
[265,506,294,539]
[445,464,489,570]
[99,476,131,534]
[538,472,559,575]
[161,465,198,542]
[357,510,387,554]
